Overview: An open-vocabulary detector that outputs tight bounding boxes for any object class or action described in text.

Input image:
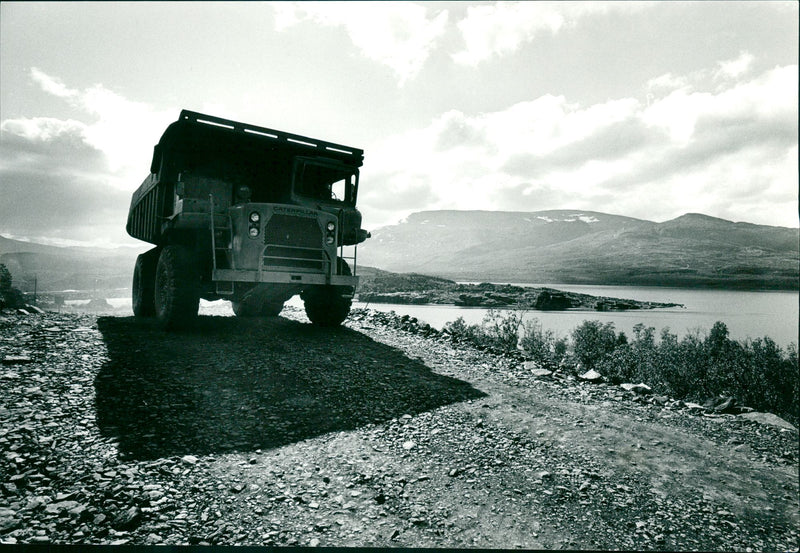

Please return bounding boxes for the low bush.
[520,317,567,368]
[571,320,625,371]
[480,309,524,351]
[443,309,524,351]
[583,319,798,426]
[442,309,798,426]
[442,316,482,343]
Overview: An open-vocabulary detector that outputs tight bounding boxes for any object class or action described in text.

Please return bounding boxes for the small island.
[356,268,683,311]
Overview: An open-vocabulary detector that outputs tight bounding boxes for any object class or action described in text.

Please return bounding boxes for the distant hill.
[3,209,797,293]
[357,210,799,290]
[0,236,142,292]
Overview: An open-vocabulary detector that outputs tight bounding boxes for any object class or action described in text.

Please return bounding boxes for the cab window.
[295,160,357,205]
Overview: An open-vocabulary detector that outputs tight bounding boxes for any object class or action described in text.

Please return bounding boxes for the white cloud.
[0,69,177,246]
[362,62,798,229]
[0,116,87,144]
[30,67,78,99]
[642,64,796,144]
[8,68,175,177]
[273,2,448,85]
[452,2,563,66]
[715,50,755,80]
[646,72,690,94]
[78,85,173,174]
[453,1,651,66]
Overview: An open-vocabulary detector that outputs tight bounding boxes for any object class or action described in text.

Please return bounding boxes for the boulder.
[534,290,572,310]
[44,501,80,515]
[578,369,603,383]
[85,298,113,310]
[702,396,738,414]
[454,294,484,307]
[113,506,142,530]
[713,397,737,414]
[738,412,797,431]
[523,361,553,378]
[621,383,652,395]
[485,293,515,305]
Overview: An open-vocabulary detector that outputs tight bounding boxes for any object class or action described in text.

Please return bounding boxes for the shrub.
[571,320,620,371]
[520,317,567,368]
[443,316,481,343]
[0,264,25,309]
[597,345,637,384]
[653,327,698,398]
[480,309,524,351]
[443,310,524,352]
[731,336,798,424]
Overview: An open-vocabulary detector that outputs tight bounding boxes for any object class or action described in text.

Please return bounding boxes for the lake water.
[106,284,798,347]
[354,284,799,348]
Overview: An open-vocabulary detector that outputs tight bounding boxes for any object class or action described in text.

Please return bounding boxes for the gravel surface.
[0,307,797,549]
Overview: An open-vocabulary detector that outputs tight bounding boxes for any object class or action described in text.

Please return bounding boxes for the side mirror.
[150,145,162,174]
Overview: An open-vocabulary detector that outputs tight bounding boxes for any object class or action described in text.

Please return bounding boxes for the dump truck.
[126,110,370,328]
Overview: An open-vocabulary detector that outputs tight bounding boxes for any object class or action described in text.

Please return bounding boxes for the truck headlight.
[249,227,259,237]
[327,221,335,232]
[249,211,260,223]
[326,236,335,245]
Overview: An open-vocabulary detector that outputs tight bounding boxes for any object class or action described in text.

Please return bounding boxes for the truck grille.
[263,214,321,249]
[263,214,325,272]
[263,246,325,272]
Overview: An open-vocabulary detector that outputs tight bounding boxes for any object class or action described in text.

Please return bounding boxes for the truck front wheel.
[132,247,160,317]
[154,245,200,329]
[302,258,353,327]
[303,289,352,327]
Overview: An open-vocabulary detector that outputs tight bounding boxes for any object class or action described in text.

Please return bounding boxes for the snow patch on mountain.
[537,214,600,224]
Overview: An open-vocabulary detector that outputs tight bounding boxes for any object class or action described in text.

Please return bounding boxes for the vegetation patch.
[442,310,798,427]
[0,263,26,309]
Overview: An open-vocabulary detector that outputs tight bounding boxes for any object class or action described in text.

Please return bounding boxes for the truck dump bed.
[127,110,364,244]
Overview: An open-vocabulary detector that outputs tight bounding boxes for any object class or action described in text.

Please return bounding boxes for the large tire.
[231,300,255,317]
[303,258,353,327]
[132,248,160,317]
[154,245,200,329]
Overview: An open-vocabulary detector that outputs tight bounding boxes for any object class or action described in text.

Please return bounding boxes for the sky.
[1,1,798,249]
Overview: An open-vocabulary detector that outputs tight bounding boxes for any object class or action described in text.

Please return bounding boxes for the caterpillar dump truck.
[126,110,370,328]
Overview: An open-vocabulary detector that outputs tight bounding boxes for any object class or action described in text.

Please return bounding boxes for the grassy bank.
[443,311,799,427]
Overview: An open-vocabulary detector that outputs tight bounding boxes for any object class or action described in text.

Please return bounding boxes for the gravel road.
[1,307,797,549]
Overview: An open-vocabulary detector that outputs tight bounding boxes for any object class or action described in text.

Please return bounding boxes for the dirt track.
[0,307,797,549]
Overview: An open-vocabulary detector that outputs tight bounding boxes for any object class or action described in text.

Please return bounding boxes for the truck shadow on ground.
[95,315,486,461]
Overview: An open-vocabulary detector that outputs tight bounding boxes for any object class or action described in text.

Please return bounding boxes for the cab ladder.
[209,195,235,295]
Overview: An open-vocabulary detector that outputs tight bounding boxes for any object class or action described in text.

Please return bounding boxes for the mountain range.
[357,210,798,290]
[2,210,797,294]
[0,235,140,293]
